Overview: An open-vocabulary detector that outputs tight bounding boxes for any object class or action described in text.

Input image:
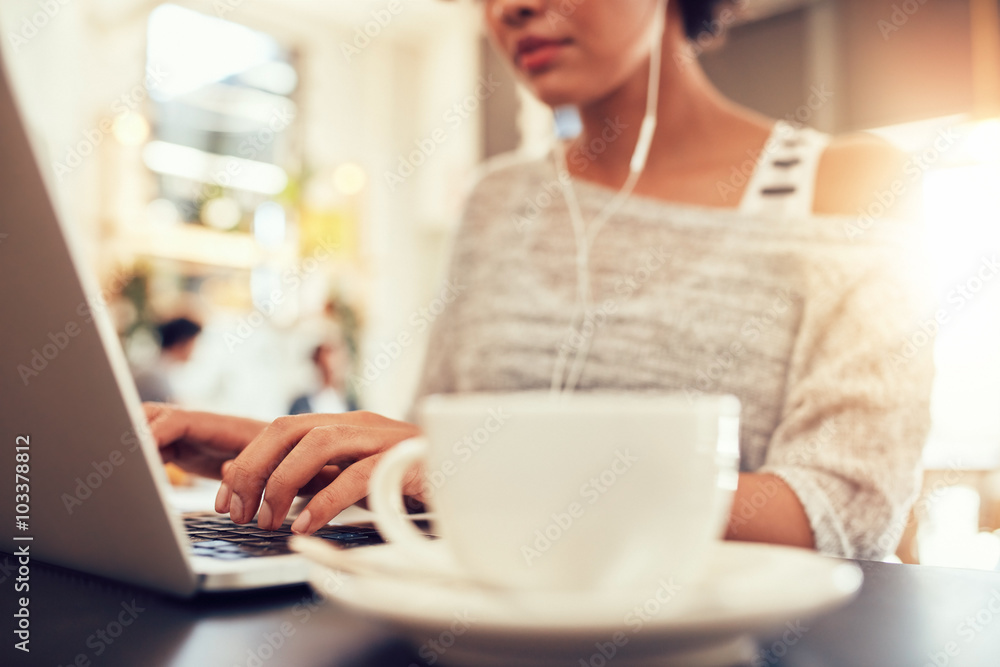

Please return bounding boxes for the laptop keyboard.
[183,512,383,560]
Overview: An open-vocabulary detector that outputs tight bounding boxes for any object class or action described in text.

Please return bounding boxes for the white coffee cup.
[369,391,740,596]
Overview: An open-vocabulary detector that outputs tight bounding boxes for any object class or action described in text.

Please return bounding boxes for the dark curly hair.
[677,0,734,41]
[463,0,736,43]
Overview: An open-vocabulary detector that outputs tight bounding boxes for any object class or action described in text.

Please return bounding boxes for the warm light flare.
[333,163,368,196]
[966,118,1000,164]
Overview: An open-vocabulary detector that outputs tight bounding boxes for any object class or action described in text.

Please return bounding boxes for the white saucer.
[300,540,862,667]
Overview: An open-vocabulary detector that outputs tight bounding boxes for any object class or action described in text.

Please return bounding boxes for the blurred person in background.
[145,0,933,560]
[289,333,358,416]
[134,316,203,404]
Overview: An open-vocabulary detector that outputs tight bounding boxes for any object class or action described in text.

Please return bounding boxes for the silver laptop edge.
[0,39,309,597]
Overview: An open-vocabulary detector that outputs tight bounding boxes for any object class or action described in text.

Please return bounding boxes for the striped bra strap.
[738,120,832,220]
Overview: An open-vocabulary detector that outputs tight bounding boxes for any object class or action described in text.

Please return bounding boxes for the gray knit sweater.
[412,150,934,560]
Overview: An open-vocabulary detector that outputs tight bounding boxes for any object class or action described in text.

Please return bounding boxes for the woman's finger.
[220,414,333,519]
[290,454,426,534]
[290,455,385,534]
[297,465,343,496]
[143,403,187,450]
[145,403,265,460]
[256,425,354,529]
[223,414,407,523]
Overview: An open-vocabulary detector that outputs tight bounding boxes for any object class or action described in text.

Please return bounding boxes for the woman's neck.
[568,36,771,198]
[573,55,724,176]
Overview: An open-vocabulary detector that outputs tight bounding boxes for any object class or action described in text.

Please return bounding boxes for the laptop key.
[183,511,388,558]
[316,533,371,542]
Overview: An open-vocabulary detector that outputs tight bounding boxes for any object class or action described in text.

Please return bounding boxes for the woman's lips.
[516,37,570,73]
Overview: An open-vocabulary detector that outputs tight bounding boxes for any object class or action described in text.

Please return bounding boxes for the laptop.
[0,45,383,596]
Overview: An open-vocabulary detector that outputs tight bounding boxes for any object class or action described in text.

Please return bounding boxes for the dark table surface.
[3,551,1000,667]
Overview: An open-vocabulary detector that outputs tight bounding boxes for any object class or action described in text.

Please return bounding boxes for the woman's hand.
[214,411,423,534]
[144,403,267,479]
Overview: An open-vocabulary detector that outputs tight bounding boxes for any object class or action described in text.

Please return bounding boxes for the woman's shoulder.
[813,131,918,219]
[456,150,556,236]
[447,150,554,254]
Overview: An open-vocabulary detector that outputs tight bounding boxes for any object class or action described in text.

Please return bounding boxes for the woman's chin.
[522,82,585,110]
[519,71,609,110]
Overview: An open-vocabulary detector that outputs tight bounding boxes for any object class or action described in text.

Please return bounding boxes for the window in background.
[122,4,323,420]
[873,114,1000,570]
[144,3,296,239]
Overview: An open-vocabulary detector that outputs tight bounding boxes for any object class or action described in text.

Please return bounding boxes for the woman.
[148,0,933,559]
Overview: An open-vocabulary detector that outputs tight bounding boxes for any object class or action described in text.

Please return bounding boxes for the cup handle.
[368,437,439,562]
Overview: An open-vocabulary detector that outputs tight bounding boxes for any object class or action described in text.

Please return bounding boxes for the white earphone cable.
[550,0,668,395]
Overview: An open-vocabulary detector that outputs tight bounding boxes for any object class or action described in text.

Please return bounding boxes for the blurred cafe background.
[3,0,1000,568]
